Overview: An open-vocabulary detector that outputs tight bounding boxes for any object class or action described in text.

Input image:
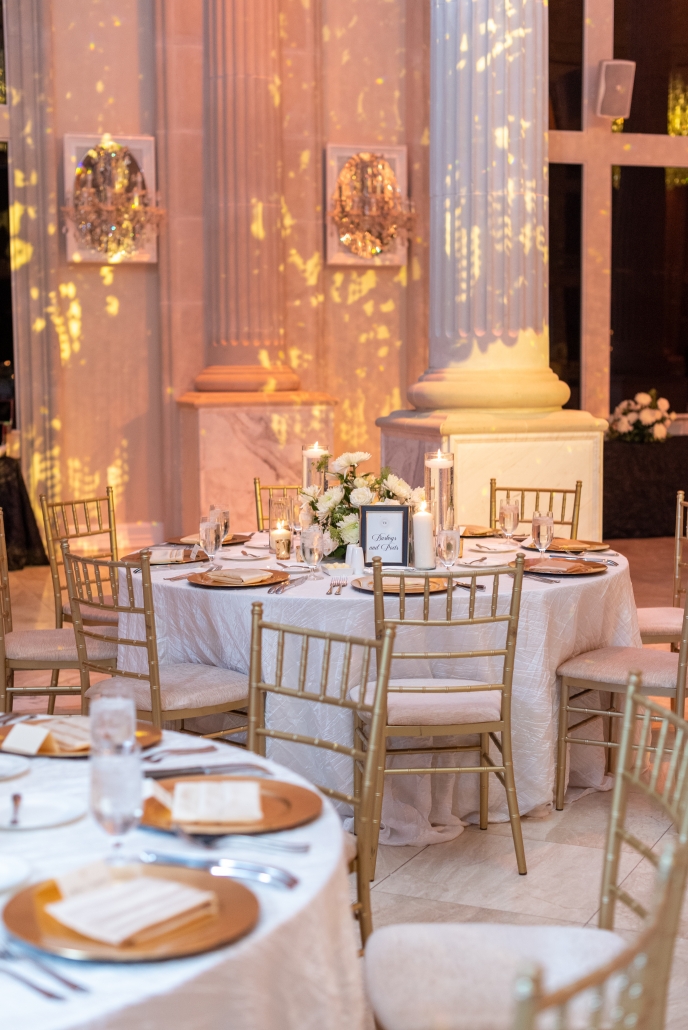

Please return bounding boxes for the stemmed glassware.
[200,516,222,561]
[89,687,142,864]
[209,505,230,544]
[436,530,461,570]
[499,501,520,542]
[301,525,323,580]
[531,510,554,557]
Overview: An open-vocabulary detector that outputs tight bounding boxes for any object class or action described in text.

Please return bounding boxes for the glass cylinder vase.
[301,442,329,490]
[424,450,455,531]
[268,496,290,554]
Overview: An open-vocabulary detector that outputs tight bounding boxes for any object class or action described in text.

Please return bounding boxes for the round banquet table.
[118,543,642,848]
[0,734,364,1030]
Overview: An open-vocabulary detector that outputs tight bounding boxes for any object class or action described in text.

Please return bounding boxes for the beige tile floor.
[7,543,688,1026]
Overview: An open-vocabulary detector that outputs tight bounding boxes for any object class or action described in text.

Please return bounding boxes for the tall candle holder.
[302,442,329,491]
[424,450,454,531]
[268,496,290,554]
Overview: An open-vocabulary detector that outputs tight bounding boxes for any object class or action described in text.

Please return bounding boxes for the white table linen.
[0,735,364,1030]
[118,551,641,847]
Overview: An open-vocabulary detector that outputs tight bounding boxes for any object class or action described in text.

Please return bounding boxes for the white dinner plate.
[0,755,30,781]
[0,856,30,892]
[0,794,87,831]
[219,553,266,562]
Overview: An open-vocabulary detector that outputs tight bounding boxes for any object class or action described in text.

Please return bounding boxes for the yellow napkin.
[206,570,271,585]
[530,558,576,573]
[46,872,218,946]
[383,577,427,590]
[1,716,91,755]
[149,547,186,564]
[172,780,263,825]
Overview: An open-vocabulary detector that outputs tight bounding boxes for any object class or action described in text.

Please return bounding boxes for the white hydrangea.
[409,486,426,505]
[653,422,668,440]
[337,513,360,544]
[299,485,320,503]
[350,486,375,507]
[614,415,632,435]
[639,408,655,426]
[658,397,670,412]
[316,486,344,513]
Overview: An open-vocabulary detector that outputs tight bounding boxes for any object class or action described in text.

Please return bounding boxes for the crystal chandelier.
[62,138,164,260]
[330,152,413,260]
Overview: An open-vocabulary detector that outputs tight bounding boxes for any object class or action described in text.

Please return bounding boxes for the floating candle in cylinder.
[424,450,455,531]
[270,520,292,559]
[302,442,329,490]
[412,502,435,570]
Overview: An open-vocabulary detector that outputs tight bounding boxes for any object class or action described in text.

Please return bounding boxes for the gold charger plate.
[510,558,607,576]
[186,570,287,590]
[351,576,448,595]
[167,533,252,547]
[0,720,162,759]
[142,775,322,836]
[3,864,258,962]
[461,525,498,538]
[521,538,610,554]
[123,548,209,565]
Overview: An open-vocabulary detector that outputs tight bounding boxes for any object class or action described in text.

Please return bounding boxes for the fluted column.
[408,0,568,410]
[200,0,296,388]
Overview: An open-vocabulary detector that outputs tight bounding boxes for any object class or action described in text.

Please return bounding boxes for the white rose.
[316,486,344,513]
[653,422,668,440]
[658,397,670,412]
[614,415,631,434]
[639,408,655,426]
[627,411,639,424]
[322,530,339,556]
[337,513,360,544]
[350,486,374,507]
[635,392,652,406]
[410,486,426,505]
[383,473,412,501]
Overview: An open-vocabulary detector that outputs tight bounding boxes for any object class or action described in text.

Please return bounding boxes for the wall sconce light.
[328,150,413,263]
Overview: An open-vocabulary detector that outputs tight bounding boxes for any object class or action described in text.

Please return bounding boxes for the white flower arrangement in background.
[299,451,424,557]
[608,390,676,443]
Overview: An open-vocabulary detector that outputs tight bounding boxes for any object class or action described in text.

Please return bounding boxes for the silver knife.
[138,851,299,889]
[144,762,273,780]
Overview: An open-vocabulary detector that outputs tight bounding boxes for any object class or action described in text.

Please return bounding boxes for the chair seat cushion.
[88,665,249,713]
[63,601,117,625]
[637,606,683,637]
[351,678,502,726]
[364,923,626,1030]
[5,628,117,663]
[557,646,678,692]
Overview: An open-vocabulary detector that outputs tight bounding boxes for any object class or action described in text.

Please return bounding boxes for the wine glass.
[436,529,461,570]
[499,501,520,541]
[301,525,323,580]
[200,516,221,561]
[532,510,554,557]
[89,688,142,863]
[209,505,230,543]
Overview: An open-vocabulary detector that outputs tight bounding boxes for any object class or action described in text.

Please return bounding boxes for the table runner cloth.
[118,555,641,847]
[0,735,363,1030]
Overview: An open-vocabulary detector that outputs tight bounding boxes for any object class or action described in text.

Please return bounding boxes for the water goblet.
[436,529,461,570]
[532,510,554,557]
[200,516,222,560]
[301,525,323,580]
[499,501,520,541]
[89,687,141,864]
[209,505,230,543]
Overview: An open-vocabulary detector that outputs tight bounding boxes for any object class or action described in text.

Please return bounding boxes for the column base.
[407,366,571,410]
[178,390,337,531]
[377,407,609,540]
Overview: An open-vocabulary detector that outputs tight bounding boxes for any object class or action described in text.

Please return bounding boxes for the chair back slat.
[489,478,582,539]
[672,490,688,607]
[253,478,302,531]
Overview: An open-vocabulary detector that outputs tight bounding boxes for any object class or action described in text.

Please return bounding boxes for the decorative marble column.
[178,0,335,531]
[379,0,607,539]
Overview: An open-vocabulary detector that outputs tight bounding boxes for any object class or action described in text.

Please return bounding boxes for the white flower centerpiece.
[608,390,676,443]
[299,451,424,559]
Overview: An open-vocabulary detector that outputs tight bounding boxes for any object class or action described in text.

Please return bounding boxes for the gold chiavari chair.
[0,509,117,713]
[253,478,302,532]
[62,546,250,730]
[364,672,688,1030]
[367,554,527,877]
[555,579,688,809]
[489,478,582,540]
[637,489,688,645]
[40,487,119,628]
[247,600,395,946]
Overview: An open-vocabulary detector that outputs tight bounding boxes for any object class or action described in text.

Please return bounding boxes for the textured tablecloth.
[0,735,364,1030]
[117,547,641,847]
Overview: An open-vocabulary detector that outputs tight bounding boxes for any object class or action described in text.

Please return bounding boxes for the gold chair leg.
[479,732,489,830]
[607,697,620,775]
[47,668,60,714]
[501,732,527,875]
[370,738,387,881]
[555,679,569,811]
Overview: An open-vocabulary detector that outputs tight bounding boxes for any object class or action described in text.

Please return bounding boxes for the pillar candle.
[412,504,435,570]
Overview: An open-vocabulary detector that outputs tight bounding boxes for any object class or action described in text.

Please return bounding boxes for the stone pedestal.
[178,389,335,532]
[379,0,607,534]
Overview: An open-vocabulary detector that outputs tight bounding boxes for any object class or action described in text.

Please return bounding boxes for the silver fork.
[0,945,87,993]
[144,745,218,763]
[165,563,221,582]
[326,577,337,595]
[335,577,347,595]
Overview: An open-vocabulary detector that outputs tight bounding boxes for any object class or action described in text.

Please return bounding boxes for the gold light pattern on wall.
[667,73,688,189]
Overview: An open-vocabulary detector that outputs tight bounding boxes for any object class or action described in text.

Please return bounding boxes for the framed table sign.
[360,505,409,567]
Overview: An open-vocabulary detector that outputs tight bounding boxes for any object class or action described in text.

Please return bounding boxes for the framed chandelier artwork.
[325,144,412,266]
[62,133,163,264]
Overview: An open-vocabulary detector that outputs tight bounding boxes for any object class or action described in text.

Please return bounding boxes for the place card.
[172,780,263,825]
[1,723,52,756]
[46,874,218,946]
[360,505,409,567]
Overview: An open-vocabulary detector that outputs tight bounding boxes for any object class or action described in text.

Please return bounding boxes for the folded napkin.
[206,570,271,585]
[172,779,263,825]
[530,558,577,573]
[380,577,427,590]
[462,525,496,537]
[46,872,218,946]
[1,715,91,755]
[470,541,519,553]
[149,547,186,564]
[180,534,199,545]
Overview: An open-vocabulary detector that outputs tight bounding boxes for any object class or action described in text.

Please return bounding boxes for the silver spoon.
[10,793,21,826]
[0,962,65,1000]
[0,946,87,993]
